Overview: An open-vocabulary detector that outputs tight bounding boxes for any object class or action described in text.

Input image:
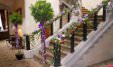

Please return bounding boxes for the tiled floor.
[0,40,40,67]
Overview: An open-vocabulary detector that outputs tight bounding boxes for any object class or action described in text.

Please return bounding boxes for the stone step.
[77,24,93,29]
[39,50,53,62]
[75,32,83,36]
[76,28,93,33]
[65,39,80,46]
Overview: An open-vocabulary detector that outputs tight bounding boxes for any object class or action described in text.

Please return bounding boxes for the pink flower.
[46,21,50,24]
[106,64,113,67]
[78,17,83,23]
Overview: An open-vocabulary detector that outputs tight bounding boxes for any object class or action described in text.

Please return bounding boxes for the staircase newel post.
[93,12,98,31]
[70,32,75,53]
[103,5,106,21]
[83,22,87,41]
[53,41,61,67]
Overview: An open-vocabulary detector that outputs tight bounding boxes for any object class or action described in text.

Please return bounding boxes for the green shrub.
[10,12,23,25]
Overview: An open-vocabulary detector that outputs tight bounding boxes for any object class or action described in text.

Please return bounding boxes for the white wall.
[22,0,37,34]
[47,0,60,33]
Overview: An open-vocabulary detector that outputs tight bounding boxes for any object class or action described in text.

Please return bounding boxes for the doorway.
[0,9,9,40]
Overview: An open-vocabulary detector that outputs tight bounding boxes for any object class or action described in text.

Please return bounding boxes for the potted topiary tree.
[30,0,54,65]
[30,0,54,24]
[10,12,23,60]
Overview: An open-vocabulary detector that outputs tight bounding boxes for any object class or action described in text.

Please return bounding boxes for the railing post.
[70,32,75,53]
[60,16,63,28]
[53,42,61,67]
[68,12,70,22]
[25,35,30,50]
[93,13,98,31]
[103,5,106,21]
[83,23,87,41]
[51,23,53,35]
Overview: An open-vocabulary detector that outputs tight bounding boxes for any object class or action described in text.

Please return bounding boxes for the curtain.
[0,13,4,31]
[0,10,5,29]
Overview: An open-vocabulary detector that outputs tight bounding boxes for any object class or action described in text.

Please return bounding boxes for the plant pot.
[15,54,24,60]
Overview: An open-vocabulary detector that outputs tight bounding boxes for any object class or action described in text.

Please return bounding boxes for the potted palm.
[30,0,54,65]
[10,12,23,60]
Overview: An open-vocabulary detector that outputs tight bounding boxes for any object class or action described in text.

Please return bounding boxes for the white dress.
[69,10,81,25]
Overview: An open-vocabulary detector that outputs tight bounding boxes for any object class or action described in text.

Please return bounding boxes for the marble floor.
[0,40,40,67]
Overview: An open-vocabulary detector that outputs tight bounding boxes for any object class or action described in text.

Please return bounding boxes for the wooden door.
[45,24,52,38]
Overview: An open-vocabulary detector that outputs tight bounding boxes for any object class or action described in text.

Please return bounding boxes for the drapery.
[0,13,4,31]
[0,10,5,30]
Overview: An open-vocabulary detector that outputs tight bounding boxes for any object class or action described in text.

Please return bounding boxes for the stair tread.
[39,50,53,58]
[65,39,80,45]
[34,54,52,65]
[77,28,93,31]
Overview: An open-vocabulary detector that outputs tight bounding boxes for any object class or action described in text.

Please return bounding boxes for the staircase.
[32,0,108,66]
[34,24,94,67]
[82,7,89,15]
[33,7,98,67]
[29,0,113,67]
[82,7,103,22]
